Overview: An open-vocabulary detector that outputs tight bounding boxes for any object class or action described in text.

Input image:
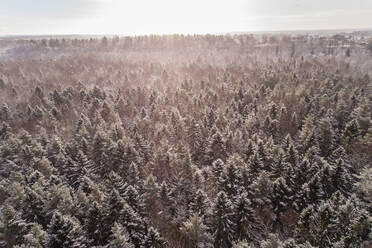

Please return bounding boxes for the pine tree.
[271,177,292,230]
[90,129,111,175]
[46,212,86,248]
[105,189,125,229]
[318,163,333,199]
[111,139,128,173]
[342,119,360,144]
[292,159,311,211]
[233,193,257,242]
[295,205,315,244]
[143,227,166,248]
[303,174,324,206]
[251,171,273,208]
[0,204,27,247]
[212,159,225,188]
[270,149,286,180]
[242,140,254,163]
[331,159,351,196]
[311,202,337,247]
[123,185,147,218]
[281,239,298,248]
[143,174,159,203]
[23,185,47,227]
[256,140,270,171]
[85,201,108,246]
[316,117,336,158]
[285,143,298,170]
[126,162,142,192]
[23,223,47,248]
[120,203,147,248]
[182,214,212,248]
[191,189,210,217]
[260,233,281,248]
[107,171,127,196]
[210,191,234,248]
[132,132,152,163]
[207,131,227,164]
[221,156,241,197]
[109,222,134,248]
[247,152,263,180]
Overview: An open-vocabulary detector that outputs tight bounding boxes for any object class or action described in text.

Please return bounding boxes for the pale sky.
[1,0,372,35]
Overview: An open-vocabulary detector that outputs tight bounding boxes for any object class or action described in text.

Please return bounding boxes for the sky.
[1,0,372,35]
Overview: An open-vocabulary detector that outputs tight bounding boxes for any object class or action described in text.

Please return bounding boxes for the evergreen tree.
[107,170,127,196]
[311,202,337,247]
[233,193,257,242]
[105,189,125,229]
[123,185,147,218]
[23,185,47,227]
[212,159,225,188]
[270,149,286,180]
[0,204,27,247]
[85,201,109,246]
[182,214,212,248]
[317,117,336,158]
[207,131,227,164]
[260,233,281,248]
[143,227,166,248]
[304,174,324,206]
[331,159,351,196]
[90,130,111,175]
[46,212,86,248]
[247,152,263,180]
[210,191,234,248]
[120,203,147,248]
[271,177,293,229]
[191,189,210,217]
[251,171,273,208]
[23,223,47,248]
[295,205,315,244]
[342,119,360,144]
[109,222,134,248]
[221,156,241,197]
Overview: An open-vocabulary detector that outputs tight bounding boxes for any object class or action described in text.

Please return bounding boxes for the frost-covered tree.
[109,222,134,248]
[233,193,257,242]
[210,191,234,248]
[182,214,212,248]
[46,212,87,248]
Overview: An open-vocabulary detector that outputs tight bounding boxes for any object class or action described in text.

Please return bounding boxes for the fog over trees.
[0,32,371,247]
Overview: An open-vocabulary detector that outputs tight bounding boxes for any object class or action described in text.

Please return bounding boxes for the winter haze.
[1,0,372,35]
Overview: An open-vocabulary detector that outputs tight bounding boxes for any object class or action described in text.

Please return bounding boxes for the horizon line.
[1,27,372,38]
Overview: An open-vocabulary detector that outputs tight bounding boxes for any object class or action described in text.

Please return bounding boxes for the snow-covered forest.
[0,33,371,247]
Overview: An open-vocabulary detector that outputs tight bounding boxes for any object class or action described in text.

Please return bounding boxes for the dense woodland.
[0,33,372,248]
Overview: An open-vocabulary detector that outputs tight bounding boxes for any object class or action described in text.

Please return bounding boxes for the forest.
[0,33,372,247]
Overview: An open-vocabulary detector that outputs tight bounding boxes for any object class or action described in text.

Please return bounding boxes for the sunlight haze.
[1,0,372,35]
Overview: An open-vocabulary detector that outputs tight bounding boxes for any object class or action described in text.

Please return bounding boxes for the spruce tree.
[233,193,257,242]
[331,159,351,196]
[0,204,27,247]
[46,212,86,248]
[295,205,315,244]
[191,189,210,217]
[182,214,212,248]
[247,152,263,180]
[120,203,147,248]
[271,177,292,230]
[23,223,47,248]
[109,222,134,248]
[143,227,166,248]
[210,191,234,248]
